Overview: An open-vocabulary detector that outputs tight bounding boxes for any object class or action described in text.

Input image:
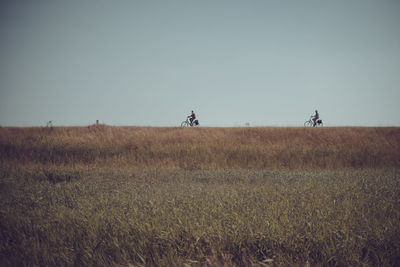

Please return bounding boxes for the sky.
[1,0,400,127]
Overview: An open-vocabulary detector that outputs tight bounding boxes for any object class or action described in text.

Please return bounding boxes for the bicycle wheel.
[304,120,313,127]
[181,121,189,127]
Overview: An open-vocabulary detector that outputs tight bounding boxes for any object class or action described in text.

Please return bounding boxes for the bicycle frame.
[181,117,199,127]
[304,116,323,127]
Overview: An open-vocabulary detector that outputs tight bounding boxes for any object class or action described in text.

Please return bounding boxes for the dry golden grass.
[1,166,399,266]
[1,126,399,266]
[1,126,399,169]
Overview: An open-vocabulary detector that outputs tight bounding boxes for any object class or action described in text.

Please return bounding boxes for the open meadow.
[1,126,399,266]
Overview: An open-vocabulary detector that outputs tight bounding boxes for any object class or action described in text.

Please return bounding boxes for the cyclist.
[312,110,319,127]
[188,110,196,126]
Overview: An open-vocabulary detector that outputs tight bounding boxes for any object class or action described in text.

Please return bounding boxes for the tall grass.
[1,166,399,266]
[1,126,399,169]
[1,126,399,266]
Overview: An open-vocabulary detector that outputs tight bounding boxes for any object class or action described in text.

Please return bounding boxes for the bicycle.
[181,117,199,127]
[304,115,323,127]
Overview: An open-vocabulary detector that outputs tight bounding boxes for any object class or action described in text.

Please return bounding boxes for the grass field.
[1,126,399,266]
[2,126,399,169]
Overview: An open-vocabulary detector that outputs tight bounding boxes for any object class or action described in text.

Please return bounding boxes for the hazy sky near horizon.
[1,0,400,127]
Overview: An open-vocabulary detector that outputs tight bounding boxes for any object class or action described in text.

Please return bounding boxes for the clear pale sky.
[1,0,400,127]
